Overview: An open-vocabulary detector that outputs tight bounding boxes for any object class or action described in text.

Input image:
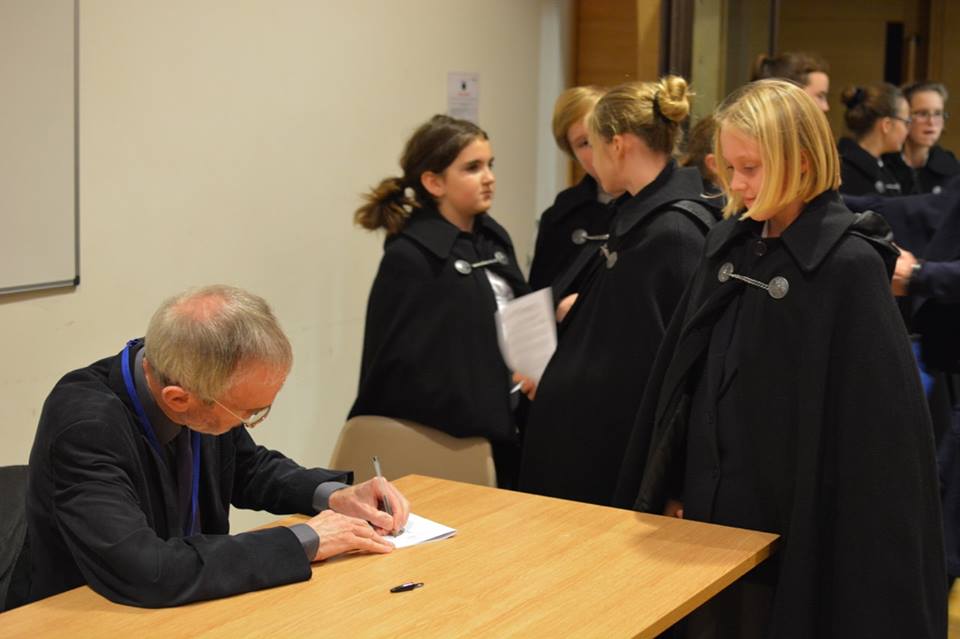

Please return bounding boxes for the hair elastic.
[651,91,671,124]
[845,87,866,109]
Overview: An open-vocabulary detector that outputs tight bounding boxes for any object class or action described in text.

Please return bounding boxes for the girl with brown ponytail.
[518,77,720,506]
[349,114,530,486]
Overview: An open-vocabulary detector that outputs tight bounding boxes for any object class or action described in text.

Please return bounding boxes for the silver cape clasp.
[454,251,508,275]
[600,244,618,269]
[571,228,610,245]
[717,262,789,299]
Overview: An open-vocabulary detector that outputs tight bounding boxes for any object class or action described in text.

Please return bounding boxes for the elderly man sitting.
[6,285,409,609]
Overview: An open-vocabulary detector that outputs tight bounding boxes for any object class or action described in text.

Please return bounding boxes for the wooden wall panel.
[636,0,662,81]
[927,0,960,153]
[576,0,639,87]
[778,0,922,137]
[576,0,662,86]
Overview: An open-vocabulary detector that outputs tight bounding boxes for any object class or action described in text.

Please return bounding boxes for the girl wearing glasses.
[884,81,959,195]
[350,115,529,487]
[616,79,944,637]
[838,83,909,196]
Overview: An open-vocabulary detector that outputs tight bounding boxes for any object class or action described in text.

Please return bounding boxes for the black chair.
[0,465,28,611]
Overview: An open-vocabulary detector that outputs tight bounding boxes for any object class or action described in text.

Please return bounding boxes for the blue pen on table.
[372,455,402,533]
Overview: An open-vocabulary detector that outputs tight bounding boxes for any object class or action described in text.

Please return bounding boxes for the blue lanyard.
[121,339,201,536]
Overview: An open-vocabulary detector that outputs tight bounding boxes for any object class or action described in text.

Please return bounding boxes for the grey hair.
[144,285,293,401]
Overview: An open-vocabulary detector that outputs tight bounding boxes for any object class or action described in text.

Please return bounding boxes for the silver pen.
[371,455,395,520]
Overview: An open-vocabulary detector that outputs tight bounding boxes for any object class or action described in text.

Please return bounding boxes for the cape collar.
[611,162,713,237]
[396,205,510,260]
[839,137,882,179]
[552,174,600,213]
[546,174,614,227]
[705,190,857,273]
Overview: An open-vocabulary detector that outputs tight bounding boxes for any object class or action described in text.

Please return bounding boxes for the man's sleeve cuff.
[312,481,350,512]
[288,523,319,562]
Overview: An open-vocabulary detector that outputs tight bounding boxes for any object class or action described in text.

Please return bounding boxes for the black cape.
[11,342,348,608]
[883,146,960,195]
[839,137,903,196]
[528,174,614,291]
[616,192,946,637]
[518,163,717,505]
[349,207,530,443]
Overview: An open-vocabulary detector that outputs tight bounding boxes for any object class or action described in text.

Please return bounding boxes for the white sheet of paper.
[495,288,557,384]
[387,513,457,549]
[447,71,480,124]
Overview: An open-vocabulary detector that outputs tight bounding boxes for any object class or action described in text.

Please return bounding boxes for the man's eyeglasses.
[891,115,913,127]
[911,110,949,122]
[214,399,271,428]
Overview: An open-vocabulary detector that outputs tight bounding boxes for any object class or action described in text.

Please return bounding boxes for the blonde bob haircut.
[144,284,293,401]
[588,76,692,154]
[551,86,605,157]
[714,79,840,220]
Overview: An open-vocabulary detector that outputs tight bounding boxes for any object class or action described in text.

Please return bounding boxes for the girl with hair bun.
[838,83,910,195]
[350,114,530,486]
[518,76,719,506]
[617,79,944,637]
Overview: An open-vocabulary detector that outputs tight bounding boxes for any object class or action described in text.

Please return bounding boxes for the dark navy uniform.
[884,146,960,195]
[839,137,903,196]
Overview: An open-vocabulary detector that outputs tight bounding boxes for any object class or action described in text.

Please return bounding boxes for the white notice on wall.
[447,71,480,124]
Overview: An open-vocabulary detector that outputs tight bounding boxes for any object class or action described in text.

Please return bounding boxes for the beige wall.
[0,1,565,527]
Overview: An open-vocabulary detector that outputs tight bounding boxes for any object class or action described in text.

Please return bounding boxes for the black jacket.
[12,342,347,608]
[842,191,945,257]
[847,177,960,368]
[528,175,614,292]
[349,207,530,442]
[884,145,960,195]
[911,177,960,372]
[518,163,716,505]
[616,192,945,637]
[839,137,903,196]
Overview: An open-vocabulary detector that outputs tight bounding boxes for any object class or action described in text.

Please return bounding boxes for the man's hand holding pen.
[328,476,411,535]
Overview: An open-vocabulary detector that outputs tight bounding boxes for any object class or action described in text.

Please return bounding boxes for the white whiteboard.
[0,0,77,295]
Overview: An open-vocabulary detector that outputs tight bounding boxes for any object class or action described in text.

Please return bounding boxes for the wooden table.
[1,475,778,638]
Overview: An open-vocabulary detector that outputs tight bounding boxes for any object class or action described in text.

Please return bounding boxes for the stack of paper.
[387,513,457,549]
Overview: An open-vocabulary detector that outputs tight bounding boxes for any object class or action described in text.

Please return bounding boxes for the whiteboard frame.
[0,0,79,297]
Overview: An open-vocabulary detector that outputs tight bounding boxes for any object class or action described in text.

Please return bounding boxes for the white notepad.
[387,513,456,549]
